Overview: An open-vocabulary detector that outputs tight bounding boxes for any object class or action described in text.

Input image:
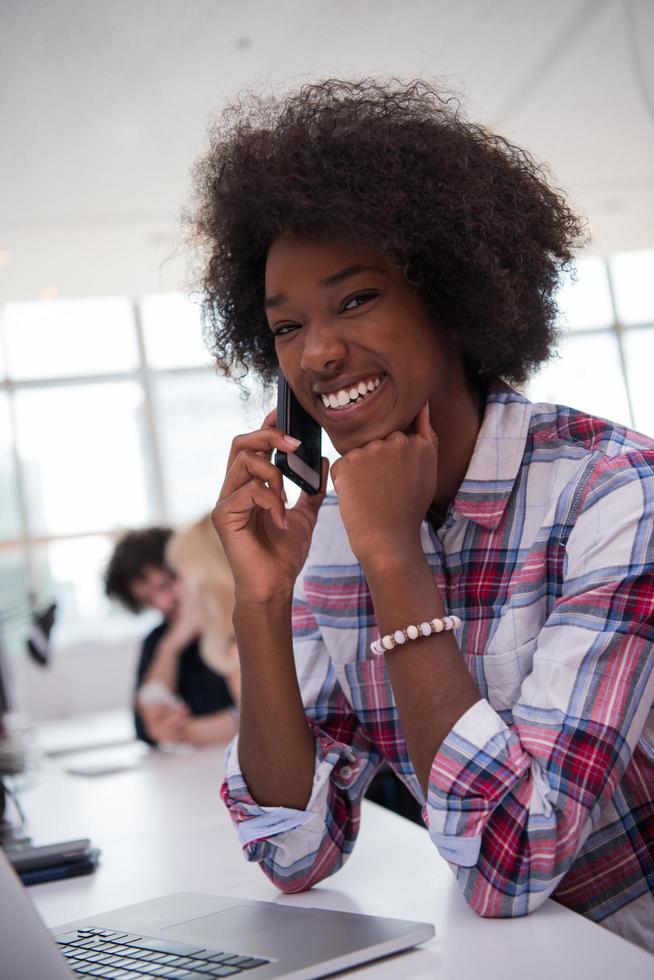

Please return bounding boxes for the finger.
[223,478,288,531]
[292,457,329,522]
[221,448,287,501]
[255,409,279,461]
[226,426,300,471]
[413,402,438,448]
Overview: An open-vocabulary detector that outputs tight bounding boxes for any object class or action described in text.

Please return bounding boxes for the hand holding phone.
[274,371,323,495]
[212,394,326,604]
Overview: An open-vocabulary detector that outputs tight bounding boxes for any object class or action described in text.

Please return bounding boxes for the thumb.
[413,402,439,449]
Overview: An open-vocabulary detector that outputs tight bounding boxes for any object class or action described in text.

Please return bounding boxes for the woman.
[166,514,240,682]
[191,80,654,951]
[134,516,240,745]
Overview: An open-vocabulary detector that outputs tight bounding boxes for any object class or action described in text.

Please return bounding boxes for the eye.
[339,290,380,313]
[271,322,300,338]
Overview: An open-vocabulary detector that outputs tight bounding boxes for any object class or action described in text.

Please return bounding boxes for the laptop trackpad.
[164,905,319,957]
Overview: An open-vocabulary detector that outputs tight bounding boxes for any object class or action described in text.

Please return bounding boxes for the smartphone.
[275,371,322,495]
[19,848,101,886]
[6,838,92,873]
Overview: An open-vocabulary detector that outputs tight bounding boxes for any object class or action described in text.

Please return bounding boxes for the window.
[1,251,652,660]
[526,250,654,437]
[609,250,654,326]
[0,393,21,539]
[4,298,138,379]
[0,294,258,656]
[14,382,150,536]
[526,332,631,426]
[141,293,210,370]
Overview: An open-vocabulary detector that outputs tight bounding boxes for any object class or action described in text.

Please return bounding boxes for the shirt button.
[340,765,353,780]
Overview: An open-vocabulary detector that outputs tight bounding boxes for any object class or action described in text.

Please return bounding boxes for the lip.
[315,373,388,420]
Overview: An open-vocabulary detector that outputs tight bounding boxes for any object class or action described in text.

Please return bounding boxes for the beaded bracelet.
[370,615,461,656]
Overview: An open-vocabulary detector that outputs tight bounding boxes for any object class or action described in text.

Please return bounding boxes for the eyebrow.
[264,264,386,310]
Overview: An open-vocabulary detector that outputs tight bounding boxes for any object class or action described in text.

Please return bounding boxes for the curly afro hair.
[189,78,585,388]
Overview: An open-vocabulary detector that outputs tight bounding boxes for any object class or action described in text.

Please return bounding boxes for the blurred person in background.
[104,524,239,746]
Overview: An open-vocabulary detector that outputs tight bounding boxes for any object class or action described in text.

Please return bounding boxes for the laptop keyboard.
[55,927,271,978]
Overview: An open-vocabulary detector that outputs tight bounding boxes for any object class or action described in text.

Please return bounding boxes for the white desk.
[17,723,653,979]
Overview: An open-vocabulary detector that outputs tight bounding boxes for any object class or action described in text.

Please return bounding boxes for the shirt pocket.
[477,636,538,711]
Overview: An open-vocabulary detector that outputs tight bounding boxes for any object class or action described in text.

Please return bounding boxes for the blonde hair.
[166,514,237,676]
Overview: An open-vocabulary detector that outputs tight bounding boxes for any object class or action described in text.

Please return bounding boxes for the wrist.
[363,554,447,634]
[159,629,189,655]
[360,544,430,581]
[233,593,292,624]
[233,584,294,608]
[232,595,293,663]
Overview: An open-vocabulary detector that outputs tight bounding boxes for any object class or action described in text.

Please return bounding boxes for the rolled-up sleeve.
[426,450,654,917]
[221,581,383,893]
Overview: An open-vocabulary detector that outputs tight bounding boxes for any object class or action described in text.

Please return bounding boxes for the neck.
[429,378,485,525]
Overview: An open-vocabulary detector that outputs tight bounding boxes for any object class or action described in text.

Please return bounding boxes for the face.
[129,566,179,619]
[265,236,473,455]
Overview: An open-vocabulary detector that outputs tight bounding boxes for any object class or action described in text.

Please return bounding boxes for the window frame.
[0,299,217,597]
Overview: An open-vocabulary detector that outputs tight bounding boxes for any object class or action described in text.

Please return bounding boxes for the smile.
[318,374,384,411]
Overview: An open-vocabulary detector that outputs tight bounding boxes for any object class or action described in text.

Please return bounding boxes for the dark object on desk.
[26,601,58,666]
[7,837,92,873]
[20,847,100,886]
[0,634,11,724]
[0,592,56,735]
[0,776,31,848]
[4,836,101,886]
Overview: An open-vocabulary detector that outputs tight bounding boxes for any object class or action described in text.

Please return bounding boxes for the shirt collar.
[452,380,533,530]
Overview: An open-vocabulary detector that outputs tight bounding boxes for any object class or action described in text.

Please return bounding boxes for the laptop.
[1,848,435,980]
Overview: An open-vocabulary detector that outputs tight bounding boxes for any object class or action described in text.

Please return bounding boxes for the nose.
[299,320,348,374]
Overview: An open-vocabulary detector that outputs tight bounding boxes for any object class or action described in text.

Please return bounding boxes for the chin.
[328,423,394,455]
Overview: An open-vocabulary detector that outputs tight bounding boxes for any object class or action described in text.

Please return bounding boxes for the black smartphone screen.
[275,372,322,495]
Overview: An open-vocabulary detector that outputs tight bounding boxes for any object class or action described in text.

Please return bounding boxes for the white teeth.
[320,375,383,410]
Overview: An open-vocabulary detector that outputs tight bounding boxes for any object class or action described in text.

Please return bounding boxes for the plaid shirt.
[223,381,654,952]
